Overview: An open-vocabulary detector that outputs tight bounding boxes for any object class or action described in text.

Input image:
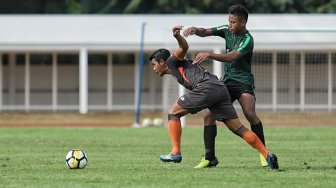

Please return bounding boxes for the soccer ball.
[65,149,88,169]
[153,117,164,127]
[142,118,153,127]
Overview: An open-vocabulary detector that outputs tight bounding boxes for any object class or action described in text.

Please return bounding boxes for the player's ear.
[159,59,165,65]
[240,19,247,27]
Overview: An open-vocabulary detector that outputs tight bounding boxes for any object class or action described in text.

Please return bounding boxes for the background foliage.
[0,0,335,14]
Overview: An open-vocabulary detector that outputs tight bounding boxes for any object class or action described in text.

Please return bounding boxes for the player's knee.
[168,102,183,115]
[244,111,257,122]
[168,106,178,114]
[204,111,216,125]
[168,114,181,121]
[168,108,179,115]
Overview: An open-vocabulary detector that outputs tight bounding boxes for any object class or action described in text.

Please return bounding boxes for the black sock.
[204,124,217,160]
[250,121,265,146]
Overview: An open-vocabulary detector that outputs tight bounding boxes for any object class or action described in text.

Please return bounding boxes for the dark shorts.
[224,79,255,103]
[177,82,238,121]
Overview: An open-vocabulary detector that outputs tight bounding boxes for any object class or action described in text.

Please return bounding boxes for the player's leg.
[160,100,189,163]
[195,84,235,169]
[239,93,265,144]
[238,93,268,167]
[223,118,279,169]
[225,79,266,147]
[161,87,214,163]
[194,109,219,169]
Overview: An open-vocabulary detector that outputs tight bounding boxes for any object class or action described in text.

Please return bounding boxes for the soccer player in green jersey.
[183,4,269,168]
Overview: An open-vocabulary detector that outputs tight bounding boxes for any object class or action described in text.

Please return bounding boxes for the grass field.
[0,125,335,188]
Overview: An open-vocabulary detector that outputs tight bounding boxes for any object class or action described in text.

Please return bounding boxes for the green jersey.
[211,25,254,85]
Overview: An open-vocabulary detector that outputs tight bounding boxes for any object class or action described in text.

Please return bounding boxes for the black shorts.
[224,79,255,103]
[177,82,237,121]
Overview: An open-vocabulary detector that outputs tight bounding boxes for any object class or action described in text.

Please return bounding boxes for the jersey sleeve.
[235,34,254,55]
[166,55,184,83]
[166,55,182,69]
[210,25,229,39]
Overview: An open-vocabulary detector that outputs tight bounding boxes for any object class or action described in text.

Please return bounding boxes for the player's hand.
[193,52,210,64]
[183,27,197,37]
[173,25,183,37]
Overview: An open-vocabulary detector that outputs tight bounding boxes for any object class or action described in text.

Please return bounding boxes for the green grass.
[0,126,335,188]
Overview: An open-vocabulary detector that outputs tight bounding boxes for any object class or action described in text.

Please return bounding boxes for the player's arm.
[193,34,253,64]
[183,27,213,37]
[173,25,189,59]
[193,50,242,64]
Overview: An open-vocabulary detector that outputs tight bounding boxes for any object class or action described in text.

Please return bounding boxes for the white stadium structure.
[0,14,335,114]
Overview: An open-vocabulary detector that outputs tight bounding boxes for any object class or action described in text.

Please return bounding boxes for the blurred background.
[0,0,335,126]
[0,0,335,14]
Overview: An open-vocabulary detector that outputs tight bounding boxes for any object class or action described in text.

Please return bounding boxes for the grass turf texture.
[0,126,335,188]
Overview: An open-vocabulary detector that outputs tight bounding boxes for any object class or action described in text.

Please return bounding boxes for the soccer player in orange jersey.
[149,25,279,169]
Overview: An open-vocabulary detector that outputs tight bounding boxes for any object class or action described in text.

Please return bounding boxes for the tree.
[0,0,335,14]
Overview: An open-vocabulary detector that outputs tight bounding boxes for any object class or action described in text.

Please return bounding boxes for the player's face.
[151,59,167,77]
[228,14,246,35]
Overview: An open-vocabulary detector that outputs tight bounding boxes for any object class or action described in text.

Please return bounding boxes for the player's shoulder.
[169,54,186,62]
[243,30,254,43]
[211,25,229,36]
[166,55,176,66]
[166,54,186,67]
[245,30,254,39]
[214,25,229,31]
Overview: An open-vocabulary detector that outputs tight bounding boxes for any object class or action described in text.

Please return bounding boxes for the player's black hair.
[229,4,249,22]
[149,48,170,62]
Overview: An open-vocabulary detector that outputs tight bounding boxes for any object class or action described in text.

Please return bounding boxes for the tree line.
[0,0,335,14]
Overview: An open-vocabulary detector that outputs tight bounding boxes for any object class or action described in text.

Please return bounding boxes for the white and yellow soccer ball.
[153,117,164,127]
[65,149,88,169]
[142,118,153,127]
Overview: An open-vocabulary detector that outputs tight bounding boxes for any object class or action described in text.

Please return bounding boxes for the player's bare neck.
[236,28,247,36]
[164,66,171,74]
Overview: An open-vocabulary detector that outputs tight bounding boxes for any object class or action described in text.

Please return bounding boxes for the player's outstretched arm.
[173,25,188,59]
[193,50,242,64]
[183,27,212,37]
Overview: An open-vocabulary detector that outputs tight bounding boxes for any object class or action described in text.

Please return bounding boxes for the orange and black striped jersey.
[166,55,223,91]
